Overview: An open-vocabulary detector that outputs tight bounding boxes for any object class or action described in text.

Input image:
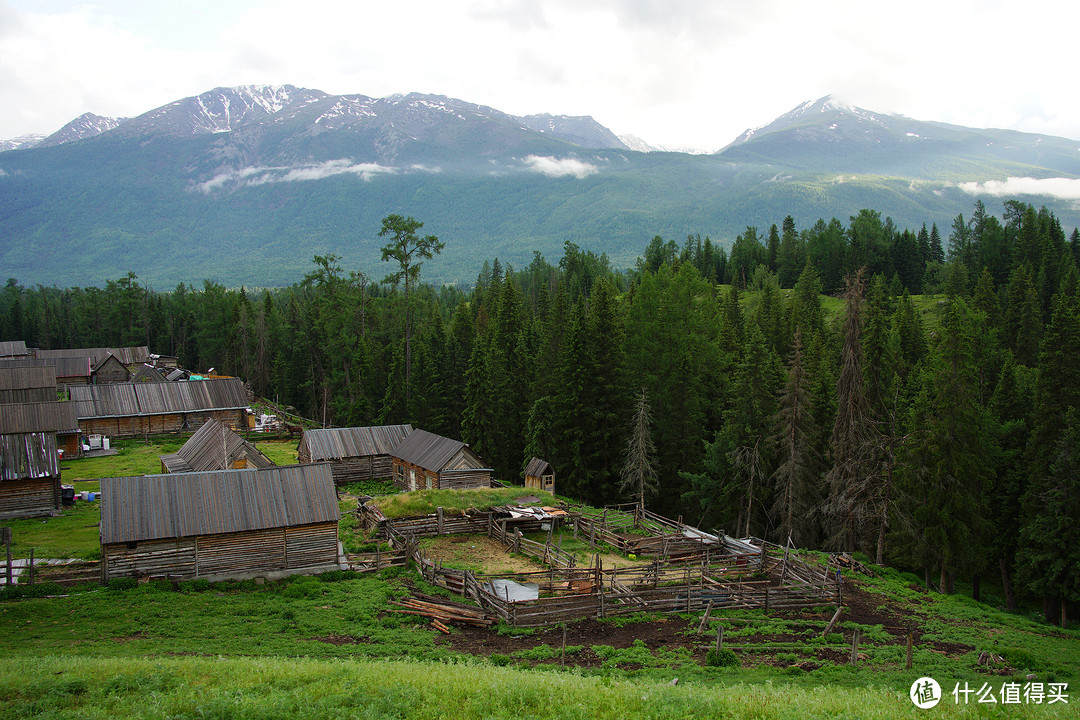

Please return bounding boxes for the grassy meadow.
[1,436,1077,717]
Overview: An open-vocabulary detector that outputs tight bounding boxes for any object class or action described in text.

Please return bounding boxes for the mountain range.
[2,85,1078,288]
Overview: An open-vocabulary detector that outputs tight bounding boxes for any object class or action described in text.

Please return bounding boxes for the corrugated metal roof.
[0,341,29,358]
[163,419,274,473]
[36,346,150,366]
[69,378,248,419]
[100,463,339,544]
[300,425,412,461]
[524,457,551,477]
[391,429,487,472]
[0,401,79,435]
[0,432,59,480]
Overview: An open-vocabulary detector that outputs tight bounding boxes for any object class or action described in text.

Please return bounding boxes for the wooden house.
[99,463,341,582]
[524,457,555,493]
[70,378,249,437]
[298,425,412,485]
[0,401,79,518]
[36,346,151,372]
[160,419,274,473]
[390,429,492,491]
[91,354,131,384]
[0,356,91,388]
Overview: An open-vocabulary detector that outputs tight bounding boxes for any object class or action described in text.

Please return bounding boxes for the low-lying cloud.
[522,155,598,179]
[196,159,402,193]
[958,176,1080,201]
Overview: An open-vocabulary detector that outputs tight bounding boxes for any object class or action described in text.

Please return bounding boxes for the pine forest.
[3,199,1079,624]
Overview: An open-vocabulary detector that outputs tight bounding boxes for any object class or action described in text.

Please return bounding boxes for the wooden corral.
[371,503,838,628]
[99,463,341,582]
[524,457,554,493]
[298,425,412,485]
[159,419,274,473]
[390,429,492,491]
[70,378,249,438]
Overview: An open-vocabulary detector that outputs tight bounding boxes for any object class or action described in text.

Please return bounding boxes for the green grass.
[3,501,101,560]
[62,438,184,481]
[10,654,1074,720]
[254,439,299,466]
[375,488,557,519]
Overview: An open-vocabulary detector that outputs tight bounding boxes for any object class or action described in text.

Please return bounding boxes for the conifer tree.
[770,329,822,545]
[620,388,660,508]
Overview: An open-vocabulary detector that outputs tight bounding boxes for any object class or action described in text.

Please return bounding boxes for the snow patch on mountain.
[0,134,45,152]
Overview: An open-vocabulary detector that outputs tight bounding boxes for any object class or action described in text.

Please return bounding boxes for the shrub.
[108,577,138,591]
[706,648,739,667]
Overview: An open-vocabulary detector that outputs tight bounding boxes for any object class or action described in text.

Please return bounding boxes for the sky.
[1,0,1077,151]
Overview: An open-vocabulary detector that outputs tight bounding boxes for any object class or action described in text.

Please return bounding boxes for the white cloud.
[521,155,598,179]
[3,1,1080,150]
[957,177,1080,202]
[196,159,401,193]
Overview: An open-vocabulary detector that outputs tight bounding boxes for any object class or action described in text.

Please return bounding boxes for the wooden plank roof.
[300,425,412,461]
[130,365,167,383]
[99,463,339,544]
[0,340,29,357]
[0,401,79,435]
[0,432,59,480]
[0,356,92,379]
[36,346,150,366]
[524,457,552,477]
[69,378,248,420]
[161,419,274,473]
[391,429,487,472]
[0,366,57,404]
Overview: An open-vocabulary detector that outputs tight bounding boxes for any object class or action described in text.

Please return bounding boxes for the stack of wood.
[386,593,493,632]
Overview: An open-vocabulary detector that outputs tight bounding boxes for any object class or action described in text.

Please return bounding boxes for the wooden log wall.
[0,477,60,519]
[80,409,243,439]
[102,521,338,581]
[329,456,393,485]
[438,470,493,490]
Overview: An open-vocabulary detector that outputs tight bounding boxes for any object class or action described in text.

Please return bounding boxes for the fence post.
[28,548,34,586]
[514,529,522,554]
[698,599,714,634]
[849,628,862,665]
[437,507,444,535]
[2,527,11,587]
[716,624,724,652]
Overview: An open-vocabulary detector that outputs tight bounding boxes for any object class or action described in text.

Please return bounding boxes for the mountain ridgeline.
[1,86,1079,287]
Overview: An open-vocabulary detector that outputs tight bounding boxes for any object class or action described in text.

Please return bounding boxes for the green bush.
[706,648,739,668]
[108,577,138,591]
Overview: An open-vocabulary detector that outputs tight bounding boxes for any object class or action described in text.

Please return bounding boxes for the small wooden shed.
[99,463,341,582]
[159,419,274,474]
[524,457,555,493]
[298,425,412,485]
[0,401,78,519]
[390,429,492,491]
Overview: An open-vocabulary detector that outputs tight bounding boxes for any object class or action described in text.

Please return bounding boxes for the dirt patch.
[420,536,545,575]
[112,631,146,643]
